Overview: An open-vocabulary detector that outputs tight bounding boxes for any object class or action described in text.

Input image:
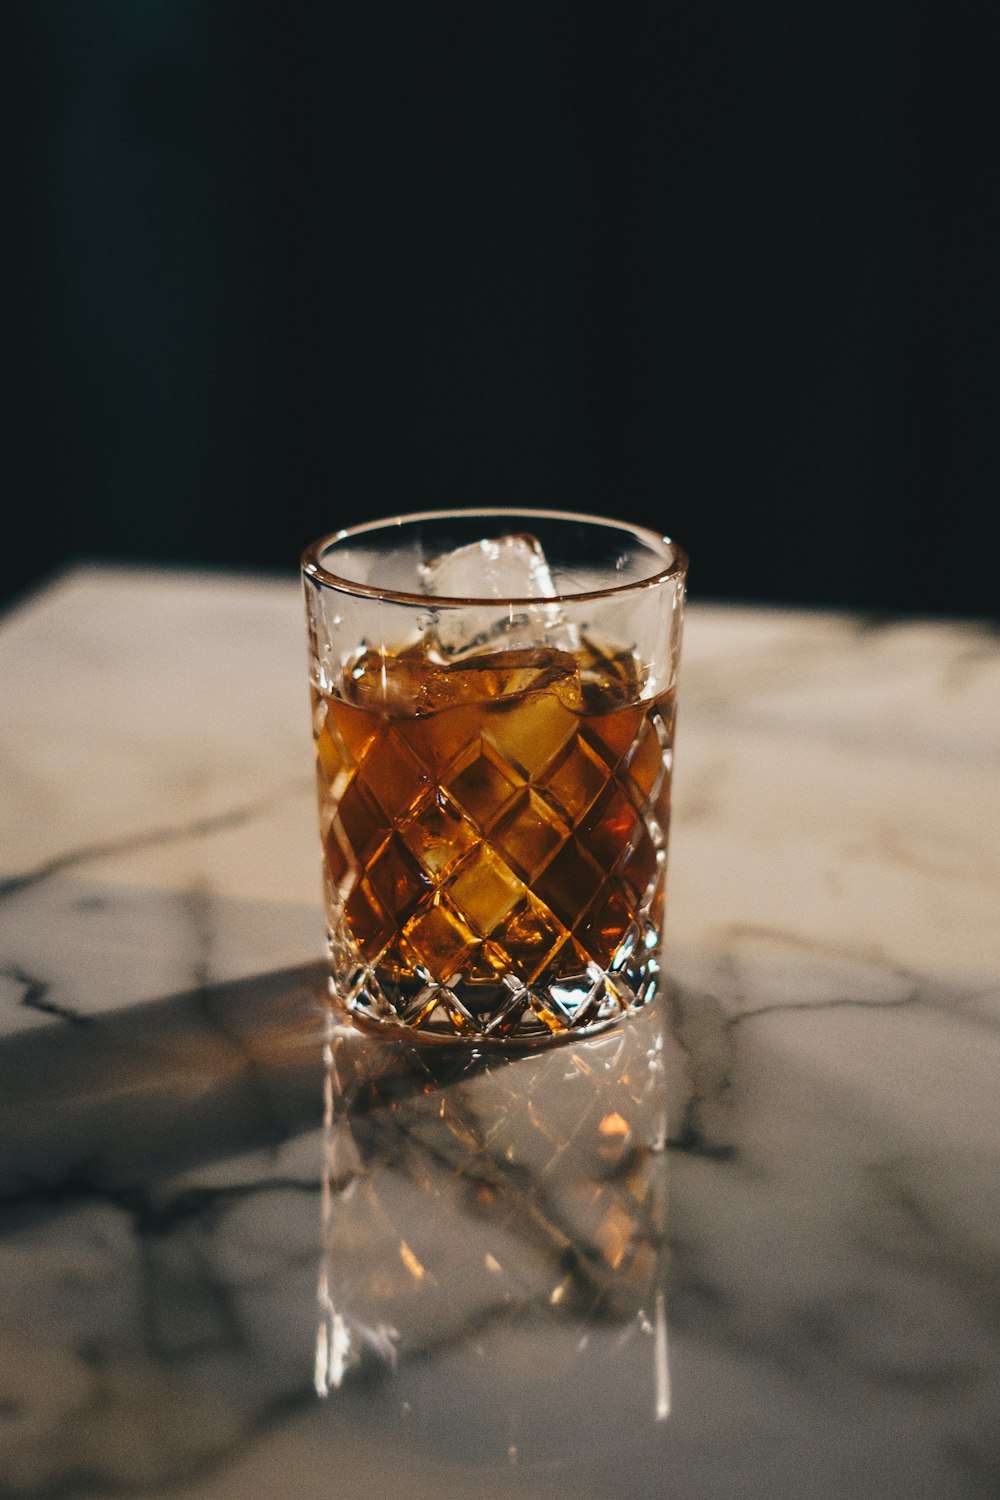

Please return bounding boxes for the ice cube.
[419,534,557,601]
[418,533,578,659]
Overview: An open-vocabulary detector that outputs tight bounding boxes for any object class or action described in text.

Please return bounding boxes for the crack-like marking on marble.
[176,880,293,1157]
[698,924,1000,1035]
[0,1161,320,1230]
[0,963,90,1026]
[0,781,310,904]
[725,988,925,1029]
[662,979,735,1160]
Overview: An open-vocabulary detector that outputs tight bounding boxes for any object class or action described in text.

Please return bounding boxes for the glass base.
[326,912,662,1047]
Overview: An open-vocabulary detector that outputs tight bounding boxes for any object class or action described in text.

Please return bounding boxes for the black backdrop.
[5,1,998,614]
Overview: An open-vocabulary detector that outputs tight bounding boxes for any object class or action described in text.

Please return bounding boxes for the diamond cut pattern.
[579,784,641,871]
[336,777,392,865]
[445,845,526,935]
[401,896,479,982]
[356,726,431,822]
[398,789,476,880]
[580,702,646,769]
[488,892,567,984]
[365,834,429,923]
[343,878,392,963]
[337,910,661,1043]
[533,837,605,931]
[537,734,609,822]
[312,654,675,1038]
[622,717,667,804]
[398,704,482,779]
[444,739,521,831]
[489,788,568,883]
[323,822,350,889]
[482,693,577,780]
[577,881,637,968]
[328,696,379,767]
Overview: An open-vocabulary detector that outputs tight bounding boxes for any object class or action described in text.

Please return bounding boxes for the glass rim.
[301,506,688,608]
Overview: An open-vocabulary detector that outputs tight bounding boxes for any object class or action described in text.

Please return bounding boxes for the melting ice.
[418,533,578,659]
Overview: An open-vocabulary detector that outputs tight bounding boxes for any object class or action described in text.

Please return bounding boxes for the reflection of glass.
[316,996,671,1465]
[302,510,687,1044]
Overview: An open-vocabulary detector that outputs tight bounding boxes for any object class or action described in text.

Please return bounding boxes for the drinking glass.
[302,509,686,1045]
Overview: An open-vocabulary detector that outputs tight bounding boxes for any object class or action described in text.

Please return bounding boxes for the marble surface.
[1,565,998,1499]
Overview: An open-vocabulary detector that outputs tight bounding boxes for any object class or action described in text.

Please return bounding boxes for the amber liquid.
[312,640,673,1029]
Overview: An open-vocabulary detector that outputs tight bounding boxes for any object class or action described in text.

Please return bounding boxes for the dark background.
[4,1,998,615]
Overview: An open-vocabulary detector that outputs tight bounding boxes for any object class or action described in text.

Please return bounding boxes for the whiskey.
[312,639,673,1037]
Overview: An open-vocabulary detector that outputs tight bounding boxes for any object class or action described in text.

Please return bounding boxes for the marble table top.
[1,566,997,1499]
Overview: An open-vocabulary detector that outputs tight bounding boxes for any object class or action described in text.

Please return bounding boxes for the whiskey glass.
[302,508,686,1045]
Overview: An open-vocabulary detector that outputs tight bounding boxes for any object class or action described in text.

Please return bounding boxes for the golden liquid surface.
[312,641,673,993]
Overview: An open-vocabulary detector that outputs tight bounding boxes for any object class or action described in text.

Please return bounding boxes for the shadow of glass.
[0,960,330,1201]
